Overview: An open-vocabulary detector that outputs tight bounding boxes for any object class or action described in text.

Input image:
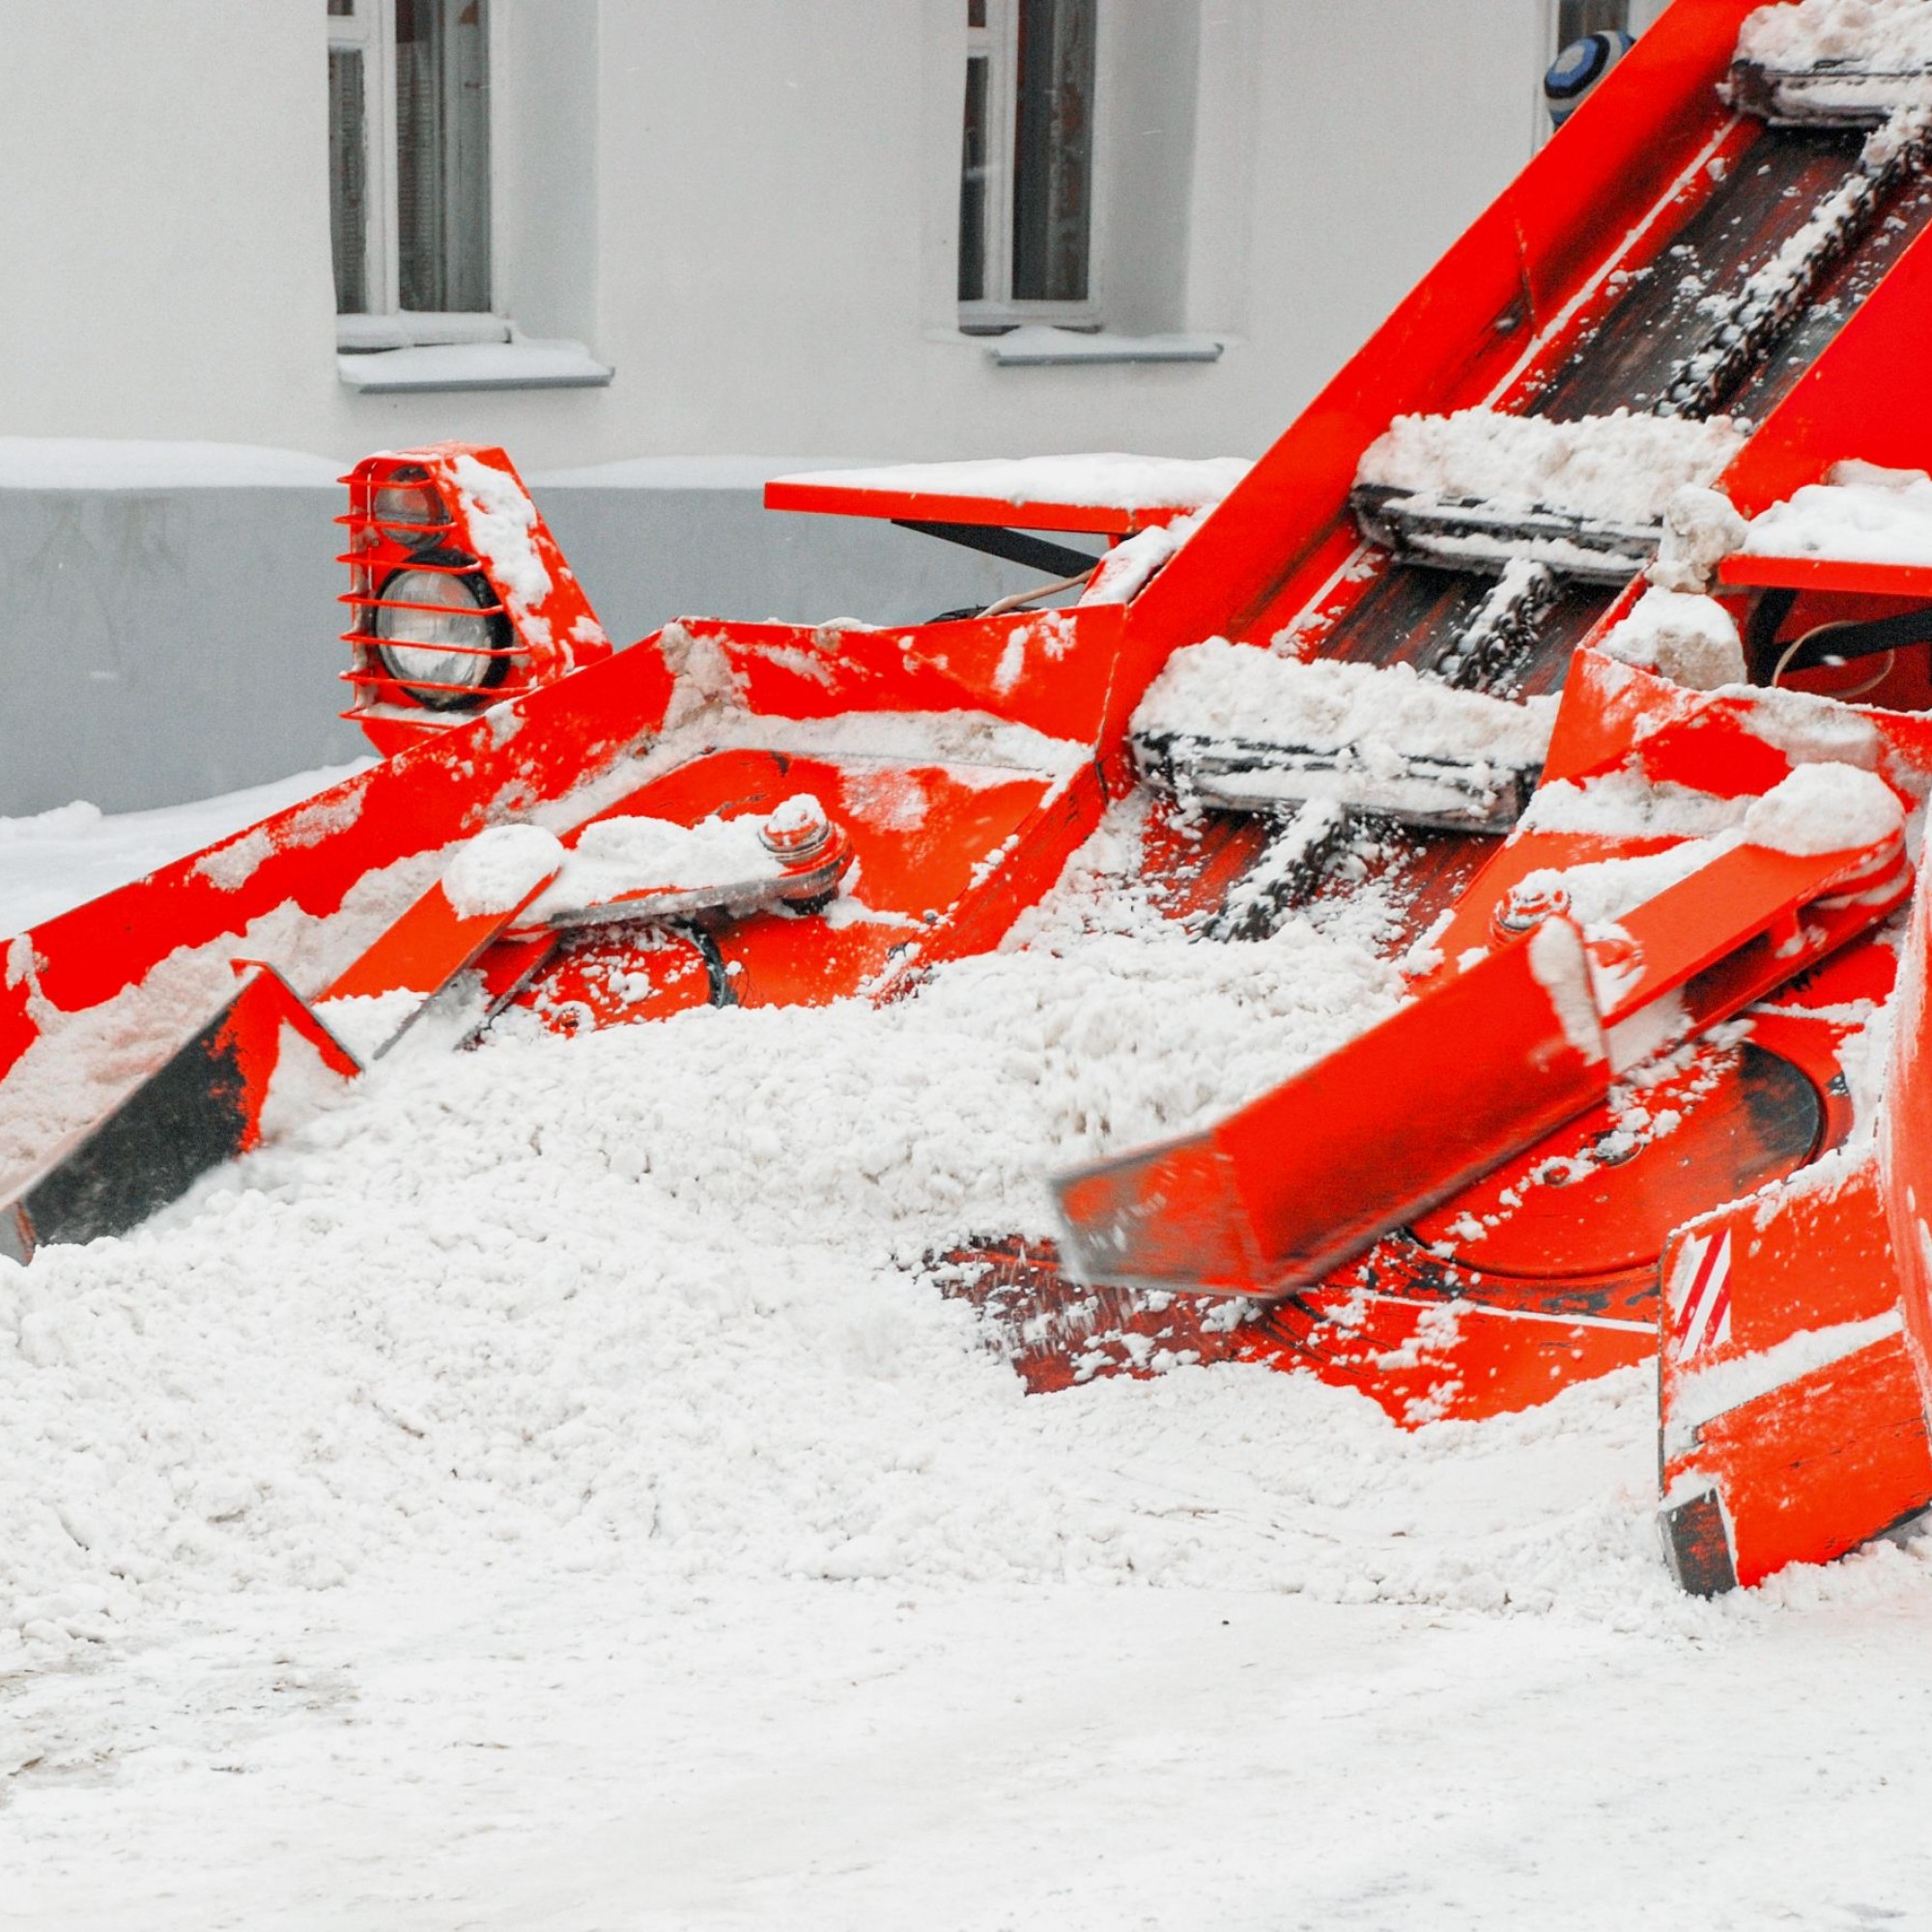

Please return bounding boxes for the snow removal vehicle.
[9,0,1932,1596]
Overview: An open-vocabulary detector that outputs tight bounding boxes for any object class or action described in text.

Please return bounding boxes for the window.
[1555,0,1630,47]
[957,0,1098,328]
[329,0,496,336]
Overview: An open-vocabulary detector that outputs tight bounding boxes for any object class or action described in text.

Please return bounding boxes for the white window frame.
[328,0,508,347]
[957,0,1102,332]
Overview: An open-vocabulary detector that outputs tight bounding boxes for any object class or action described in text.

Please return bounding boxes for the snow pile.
[1512,840,1729,932]
[0,804,1422,1657]
[1135,641,1557,768]
[1737,0,1932,71]
[1741,759,1904,854]
[1522,769,1753,839]
[1648,485,1748,593]
[775,454,1252,512]
[522,808,798,923]
[440,823,565,919]
[1744,460,1932,566]
[1599,585,1747,689]
[1508,763,1898,931]
[310,988,421,1065]
[1356,409,1746,525]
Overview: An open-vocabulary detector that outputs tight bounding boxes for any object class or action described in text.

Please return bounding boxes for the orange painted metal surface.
[763,476,1178,537]
[1719,554,1932,600]
[323,867,563,1009]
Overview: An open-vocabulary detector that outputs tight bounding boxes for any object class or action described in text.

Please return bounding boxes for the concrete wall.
[0,476,1049,817]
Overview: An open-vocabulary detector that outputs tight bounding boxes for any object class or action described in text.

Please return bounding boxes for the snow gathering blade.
[1051,922,1610,1298]
[0,967,358,1262]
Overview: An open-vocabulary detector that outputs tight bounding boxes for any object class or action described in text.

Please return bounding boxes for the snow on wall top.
[1355,410,1747,526]
[0,438,343,491]
[1134,641,1558,769]
[1737,0,1932,71]
[775,454,1253,510]
[1743,460,1932,565]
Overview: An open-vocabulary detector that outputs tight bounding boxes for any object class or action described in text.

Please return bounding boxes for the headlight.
[372,561,511,710]
[371,467,451,548]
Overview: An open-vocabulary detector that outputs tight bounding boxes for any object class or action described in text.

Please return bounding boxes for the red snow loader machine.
[8,0,1932,1596]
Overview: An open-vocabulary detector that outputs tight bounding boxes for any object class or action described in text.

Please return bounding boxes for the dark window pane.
[328,0,355,15]
[958,53,989,301]
[396,0,492,313]
[1011,0,1094,303]
[967,0,986,26]
[1558,0,1629,43]
[329,46,368,312]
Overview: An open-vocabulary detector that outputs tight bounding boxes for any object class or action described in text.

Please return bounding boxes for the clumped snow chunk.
[1135,641,1556,767]
[1513,840,1732,932]
[1740,760,1904,854]
[1737,0,1932,71]
[440,824,565,919]
[1527,920,1608,1065]
[1521,769,1751,839]
[1356,410,1746,525]
[1744,460,1932,567]
[775,454,1252,512]
[522,810,790,923]
[1599,585,1747,689]
[1648,486,1748,593]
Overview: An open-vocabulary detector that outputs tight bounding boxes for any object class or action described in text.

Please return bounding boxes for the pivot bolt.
[760,793,834,868]
[1492,878,1571,938]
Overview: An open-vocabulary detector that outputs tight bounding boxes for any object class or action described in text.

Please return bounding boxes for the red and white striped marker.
[1670,1228,1734,1360]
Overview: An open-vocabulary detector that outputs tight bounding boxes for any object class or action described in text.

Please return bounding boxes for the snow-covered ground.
[6,776,1932,1929]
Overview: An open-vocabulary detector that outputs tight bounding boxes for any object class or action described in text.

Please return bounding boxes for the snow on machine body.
[8,0,1932,1593]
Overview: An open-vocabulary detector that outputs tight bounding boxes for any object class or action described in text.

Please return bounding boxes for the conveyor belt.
[1204,117,1932,947]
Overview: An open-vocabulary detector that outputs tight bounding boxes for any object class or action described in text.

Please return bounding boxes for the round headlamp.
[371,467,452,549]
[372,558,511,711]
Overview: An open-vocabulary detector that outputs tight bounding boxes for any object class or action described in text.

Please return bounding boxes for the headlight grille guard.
[337,443,613,755]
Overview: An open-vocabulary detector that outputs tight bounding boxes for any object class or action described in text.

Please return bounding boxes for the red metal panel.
[1659,1156,1932,1591]
[1887,844,1932,1399]
[322,866,562,1006]
[1719,554,1932,599]
[1055,923,1612,1296]
[676,604,1125,747]
[762,478,1172,536]
[1721,216,1932,517]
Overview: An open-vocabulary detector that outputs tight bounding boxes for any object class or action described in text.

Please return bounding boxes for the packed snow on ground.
[1738,0,1932,71]
[1745,459,1932,566]
[7,778,1932,1928]
[775,453,1253,511]
[1356,409,1746,525]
